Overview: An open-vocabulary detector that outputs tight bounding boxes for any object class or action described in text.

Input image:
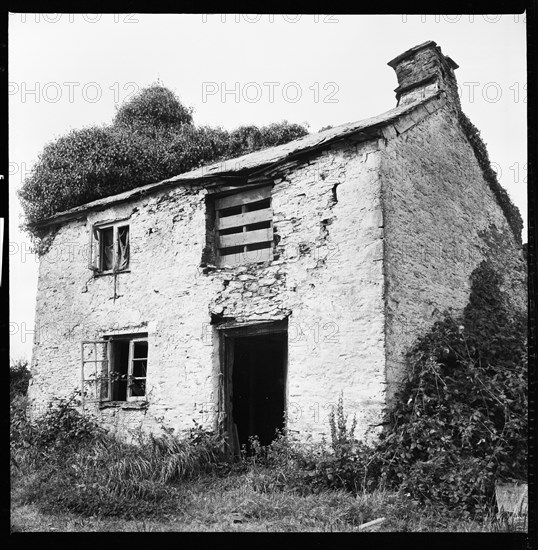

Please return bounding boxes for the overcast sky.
[8,13,527,360]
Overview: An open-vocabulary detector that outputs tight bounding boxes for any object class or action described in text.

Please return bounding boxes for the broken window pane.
[93,222,130,274]
[129,378,146,397]
[81,340,109,404]
[132,359,147,378]
[129,340,147,398]
[91,227,101,271]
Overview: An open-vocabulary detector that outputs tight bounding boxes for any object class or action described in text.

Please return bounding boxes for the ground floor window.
[81,334,148,406]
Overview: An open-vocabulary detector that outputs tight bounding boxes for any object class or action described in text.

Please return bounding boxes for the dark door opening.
[231,332,287,451]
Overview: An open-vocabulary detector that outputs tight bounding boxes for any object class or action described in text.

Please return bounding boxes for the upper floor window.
[91,221,130,274]
[213,185,273,267]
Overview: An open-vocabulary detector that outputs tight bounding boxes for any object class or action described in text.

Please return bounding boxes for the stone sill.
[99,400,148,410]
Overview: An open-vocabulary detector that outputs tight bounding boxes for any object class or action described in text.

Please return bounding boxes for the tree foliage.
[10,359,31,402]
[19,84,309,237]
[113,85,194,131]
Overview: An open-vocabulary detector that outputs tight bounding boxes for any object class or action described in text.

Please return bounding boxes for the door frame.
[217,320,288,457]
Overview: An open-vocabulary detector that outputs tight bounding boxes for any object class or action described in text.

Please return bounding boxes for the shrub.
[376,260,527,515]
[285,260,526,514]
[239,402,381,496]
[32,394,105,451]
[10,359,31,401]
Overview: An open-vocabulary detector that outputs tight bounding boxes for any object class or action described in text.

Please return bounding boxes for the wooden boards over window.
[215,185,273,267]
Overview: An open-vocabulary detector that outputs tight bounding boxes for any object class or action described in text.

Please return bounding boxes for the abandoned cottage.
[27,41,526,452]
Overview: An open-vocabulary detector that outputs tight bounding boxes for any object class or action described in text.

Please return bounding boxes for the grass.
[11,465,528,532]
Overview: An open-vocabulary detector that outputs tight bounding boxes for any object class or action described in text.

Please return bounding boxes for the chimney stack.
[387,41,460,109]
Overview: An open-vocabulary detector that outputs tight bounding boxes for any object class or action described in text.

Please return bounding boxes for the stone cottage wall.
[381,105,526,404]
[28,137,387,442]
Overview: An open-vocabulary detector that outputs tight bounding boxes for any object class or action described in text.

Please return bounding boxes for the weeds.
[11,393,226,519]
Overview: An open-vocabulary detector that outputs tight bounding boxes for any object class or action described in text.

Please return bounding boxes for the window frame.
[81,334,148,406]
[92,219,130,275]
[103,335,148,403]
[81,339,109,410]
[125,337,149,402]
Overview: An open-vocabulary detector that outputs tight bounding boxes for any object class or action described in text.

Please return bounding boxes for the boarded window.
[215,185,273,267]
[91,222,130,274]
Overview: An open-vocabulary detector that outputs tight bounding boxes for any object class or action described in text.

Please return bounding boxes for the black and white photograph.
[8,12,531,533]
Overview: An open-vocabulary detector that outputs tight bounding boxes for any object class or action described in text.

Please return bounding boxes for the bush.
[239,402,381,497]
[10,360,33,471]
[33,394,105,450]
[10,359,31,401]
[375,260,527,515]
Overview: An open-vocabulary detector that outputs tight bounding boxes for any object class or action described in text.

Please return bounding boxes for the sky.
[8,13,527,361]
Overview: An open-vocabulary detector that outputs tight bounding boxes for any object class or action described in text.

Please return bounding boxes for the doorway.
[220,323,287,454]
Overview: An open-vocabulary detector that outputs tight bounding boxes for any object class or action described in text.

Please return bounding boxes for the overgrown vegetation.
[375,260,527,515]
[11,390,226,518]
[10,260,526,529]
[458,111,523,244]
[19,84,309,240]
[10,359,31,401]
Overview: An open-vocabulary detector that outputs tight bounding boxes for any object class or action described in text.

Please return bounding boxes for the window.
[214,185,273,267]
[81,335,148,405]
[91,221,130,274]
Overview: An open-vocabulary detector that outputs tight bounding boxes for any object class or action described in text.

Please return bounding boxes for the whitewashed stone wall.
[28,138,387,442]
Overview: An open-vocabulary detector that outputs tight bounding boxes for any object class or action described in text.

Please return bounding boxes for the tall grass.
[11,395,227,518]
